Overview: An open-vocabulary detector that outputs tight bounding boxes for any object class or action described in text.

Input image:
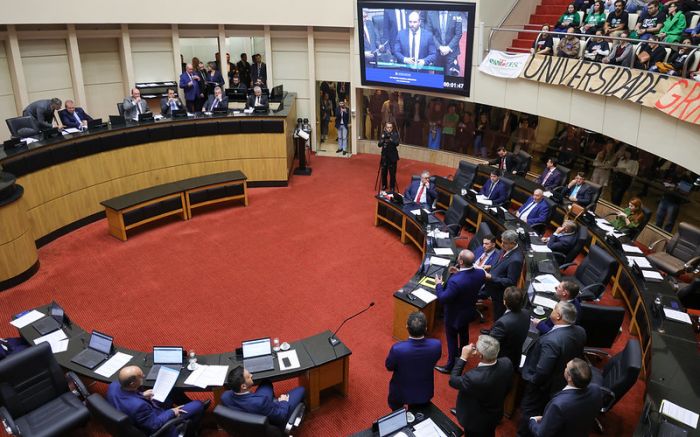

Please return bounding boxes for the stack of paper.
[533,295,557,309]
[534,274,559,285]
[532,282,557,293]
[531,245,552,253]
[622,243,643,254]
[642,270,664,280]
[475,194,492,206]
[663,308,692,324]
[433,248,453,256]
[413,417,448,437]
[628,256,652,268]
[660,399,699,429]
[278,350,300,370]
[152,366,179,402]
[34,329,68,353]
[429,256,450,267]
[10,310,45,328]
[428,229,449,239]
[184,365,229,388]
[95,352,133,377]
[412,288,437,304]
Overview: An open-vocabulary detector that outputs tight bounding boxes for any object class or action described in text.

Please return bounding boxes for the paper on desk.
[663,308,692,324]
[642,270,664,280]
[530,244,552,253]
[412,288,437,304]
[410,209,421,215]
[429,256,450,267]
[413,417,448,437]
[278,349,300,371]
[10,310,45,328]
[622,244,643,254]
[476,195,493,206]
[532,282,557,293]
[428,229,449,239]
[184,365,229,388]
[534,274,559,285]
[152,366,179,402]
[533,295,557,309]
[62,128,81,134]
[21,137,38,144]
[34,329,67,353]
[628,256,652,269]
[660,399,699,429]
[543,191,553,197]
[433,248,453,256]
[95,352,133,377]
[520,354,526,369]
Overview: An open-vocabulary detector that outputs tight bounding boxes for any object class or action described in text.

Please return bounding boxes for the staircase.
[507,0,571,53]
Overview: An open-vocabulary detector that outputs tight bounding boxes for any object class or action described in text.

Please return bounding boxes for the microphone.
[328,302,375,347]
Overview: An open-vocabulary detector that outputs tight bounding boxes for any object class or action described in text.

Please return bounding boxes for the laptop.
[138,113,154,123]
[376,409,415,437]
[32,316,61,335]
[145,346,184,380]
[172,109,188,118]
[241,338,275,373]
[109,115,126,127]
[419,208,441,225]
[71,330,114,370]
[87,118,105,130]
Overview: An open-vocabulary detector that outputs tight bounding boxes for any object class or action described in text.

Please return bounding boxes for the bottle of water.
[187,349,197,371]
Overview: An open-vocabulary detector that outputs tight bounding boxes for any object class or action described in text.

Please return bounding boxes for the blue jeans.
[337,125,348,151]
[655,197,680,232]
[474,135,487,158]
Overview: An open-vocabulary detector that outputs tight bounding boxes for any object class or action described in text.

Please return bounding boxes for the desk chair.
[0,343,91,437]
[499,177,515,208]
[552,224,591,266]
[434,195,469,237]
[647,222,700,276]
[450,160,478,191]
[579,303,625,349]
[559,244,617,301]
[514,150,532,176]
[213,403,305,437]
[6,116,40,138]
[87,393,190,437]
[555,164,571,186]
[530,197,556,236]
[468,222,493,253]
[117,103,125,117]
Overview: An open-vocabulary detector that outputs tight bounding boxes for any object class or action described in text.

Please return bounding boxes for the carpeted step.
[512,38,536,49]
[529,13,561,25]
[507,47,532,53]
[536,4,566,15]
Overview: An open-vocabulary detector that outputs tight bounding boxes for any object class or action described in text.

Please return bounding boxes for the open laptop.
[377,409,416,437]
[109,115,126,127]
[145,346,184,380]
[87,118,106,130]
[419,208,441,225]
[71,330,113,370]
[241,338,275,373]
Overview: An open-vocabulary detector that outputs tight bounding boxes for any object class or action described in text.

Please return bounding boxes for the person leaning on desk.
[22,97,62,130]
[610,197,645,234]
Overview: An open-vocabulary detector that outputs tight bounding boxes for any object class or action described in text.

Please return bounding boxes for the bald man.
[392,11,437,67]
[106,365,206,436]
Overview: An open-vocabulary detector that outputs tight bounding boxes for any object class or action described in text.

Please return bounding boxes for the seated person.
[230,75,247,91]
[516,189,550,226]
[544,220,578,254]
[532,281,582,334]
[531,25,554,55]
[489,146,517,174]
[657,2,686,43]
[630,1,665,40]
[650,38,695,76]
[122,88,151,121]
[221,366,305,428]
[474,233,501,271]
[404,170,437,207]
[0,336,29,361]
[107,365,205,437]
[22,97,62,130]
[202,86,229,112]
[579,1,607,34]
[611,197,645,233]
[604,0,629,37]
[602,31,633,66]
[564,172,596,206]
[59,99,93,130]
[556,28,581,58]
[554,4,581,32]
[479,169,509,206]
[160,88,185,117]
[536,158,564,191]
[246,86,269,110]
[583,31,610,62]
[634,35,666,70]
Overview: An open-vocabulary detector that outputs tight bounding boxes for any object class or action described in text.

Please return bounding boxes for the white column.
[171,24,182,83]
[118,24,135,95]
[6,25,28,112]
[66,24,86,107]
[264,25,273,88]
[218,24,228,86]
[306,26,318,151]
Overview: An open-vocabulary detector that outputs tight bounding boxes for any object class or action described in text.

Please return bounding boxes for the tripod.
[374,155,399,194]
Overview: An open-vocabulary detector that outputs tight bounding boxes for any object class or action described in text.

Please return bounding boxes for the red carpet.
[508,0,572,53]
[0,154,643,436]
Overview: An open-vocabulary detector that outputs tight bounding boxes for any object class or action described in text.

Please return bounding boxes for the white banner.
[479,50,531,79]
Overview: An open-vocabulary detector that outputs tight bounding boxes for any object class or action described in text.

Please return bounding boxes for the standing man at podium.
[179,64,202,113]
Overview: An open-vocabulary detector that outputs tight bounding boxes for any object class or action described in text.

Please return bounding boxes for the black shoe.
[336,148,342,153]
[480,329,490,335]
[342,150,347,155]
[450,408,457,416]
[435,365,452,374]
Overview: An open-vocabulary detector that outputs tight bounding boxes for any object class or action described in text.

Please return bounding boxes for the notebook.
[146,346,184,380]
[241,338,275,373]
[377,409,415,437]
[71,330,113,370]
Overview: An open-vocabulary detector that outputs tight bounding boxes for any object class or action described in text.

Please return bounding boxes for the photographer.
[378,121,400,193]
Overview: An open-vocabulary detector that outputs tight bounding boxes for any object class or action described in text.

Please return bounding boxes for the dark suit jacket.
[379,130,400,165]
[565,183,595,207]
[546,232,577,255]
[203,95,229,112]
[335,107,350,128]
[517,197,551,226]
[404,180,437,206]
[106,382,176,435]
[220,388,290,427]
[393,29,437,65]
[385,337,442,405]
[251,62,267,86]
[204,71,225,94]
[489,309,530,368]
[529,384,604,437]
[473,247,500,269]
[236,60,251,86]
[58,108,93,129]
[436,268,486,329]
[536,298,581,335]
[489,154,516,174]
[485,249,524,295]
[22,99,56,130]
[159,97,184,116]
[479,179,509,205]
[536,168,564,190]
[362,19,380,51]
[521,325,586,395]
[246,94,269,109]
[449,358,514,434]
[383,9,409,48]
[425,11,463,53]
[179,72,202,101]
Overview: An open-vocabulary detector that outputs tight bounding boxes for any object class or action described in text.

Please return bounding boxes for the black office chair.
[213,402,305,437]
[435,195,470,237]
[530,197,555,236]
[587,338,642,434]
[117,103,125,117]
[555,164,570,188]
[449,160,478,191]
[498,177,515,208]
[0,343,91,437]
[647,222,700,276]
[468,222,493,253]
[87,393,189,437]
[586,181,603,207]
[552,224,591,265]
[5,116,40,138]
[559,244,617,301]
[579,303,625,349]
[514,150,532,176]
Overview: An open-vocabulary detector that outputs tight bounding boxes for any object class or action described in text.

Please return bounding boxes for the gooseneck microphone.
[328,302,375,347]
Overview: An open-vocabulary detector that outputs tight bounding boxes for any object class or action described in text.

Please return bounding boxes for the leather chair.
[529,197,555,236]
[86,393,189,437]
[560,244,617,301]
[514,150,531,176]
[552,224,591,265]
[468,222,493,253]
[647,222,700,276]
[117,103,125,117]
[0,343,91,437]
[555,164,570,187]
[436,195,469,237]
[578,303,625,348]
[5,116,40,138]
[213,402,305,437]
[498,177,515,208]
[450,160,478,191]
[585,181,602,207]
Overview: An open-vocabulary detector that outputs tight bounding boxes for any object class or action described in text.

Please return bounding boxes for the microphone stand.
[328,302,375,347]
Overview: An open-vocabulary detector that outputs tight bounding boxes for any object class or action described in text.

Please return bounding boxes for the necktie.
[542,170,552,185]
[415,184,425,203]
[170,100,177,110]
[210,98,218,111]
[487,181,496,198]
[500,157,505,169]
[73,112,82,126]
[520,201,536,218]
[571,185,581,198]
[498,251,506,262]
[412,31,418,61]
[477,252,487,267]
[364,24,370,44]
[440,12,447,41]
[136,102,141,114]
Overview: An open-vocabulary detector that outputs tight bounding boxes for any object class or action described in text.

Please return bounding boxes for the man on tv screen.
[425,10,463,76]
[392,11,437,68]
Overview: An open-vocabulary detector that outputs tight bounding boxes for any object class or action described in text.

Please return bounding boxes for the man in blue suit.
[434,249,486,373]
[564,172,596,207]
[362,10,383,62]
[479,170,509,206]
[393,11,437,67]
[529,358,603,437]
[202,86,229,112]
[404,170,438,208]
[544,220,578,255]
[519,301,586,436]
[221,366,305,428]
[385,311,442,410]
[473,233,500,271]
[484,230,523,319]
[535,158,564,191]
[533,281,582,335]
[383,8,409,53]
[58,100,93,130]
[179,63,202,113]
[425,11,463,76]
[516,189,551,226]
[106,366,205,437]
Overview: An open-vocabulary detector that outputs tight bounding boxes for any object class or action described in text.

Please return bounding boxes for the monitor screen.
[241,338,271,358]
[358,1,476,96]
[88,331,113,354]
[153,346,183,364]
[377,409,408,436]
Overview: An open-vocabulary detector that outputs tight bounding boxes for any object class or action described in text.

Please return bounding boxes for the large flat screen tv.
[358,1,476,96]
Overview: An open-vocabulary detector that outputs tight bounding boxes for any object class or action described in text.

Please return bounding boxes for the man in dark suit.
[362,10,383,61]
[487,286,530,368]
[516,189,551,227]
[404,170,438,208]
[179,64,202,113]
[106,365,205,437]
[484,230,524,319]
[122,88,151,122]
[59,99,93,130]
[379,121,400,193]
[544,220,578,255]
[519,301,586,436]
[533,281,582,335]
[159,88,185,117]
[383,8,409,54]
[435,249,486,373]
[564,172,596,207]
[202,86,228,112]
[393,11,437,67]
[536,158,564,191]
[22,97,61,130]
[250,54,267,87]
[236,53,251,89]
[479,170,509,206]
[529,358,603,437]
[221,366,305,428]
[449,335,514,437]
[246,86,269,110]
[385,312,442,410]
[489,147,517,175]
[425,10,463,76]
[473,233,500,271]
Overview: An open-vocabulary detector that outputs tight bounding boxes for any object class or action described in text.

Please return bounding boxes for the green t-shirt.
[584,12,606,28]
